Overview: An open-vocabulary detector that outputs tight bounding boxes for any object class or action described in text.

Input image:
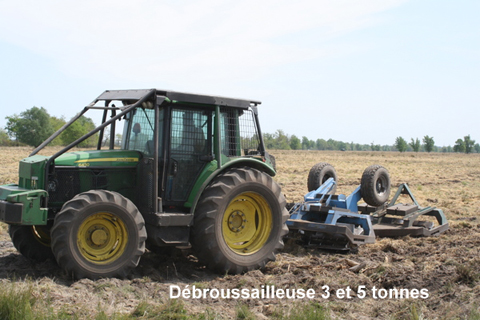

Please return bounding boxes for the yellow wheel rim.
[77,212,128,264]
[222,192,273,255]
[32,226,51,247]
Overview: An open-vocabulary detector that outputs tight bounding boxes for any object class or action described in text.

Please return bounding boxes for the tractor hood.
[54,150,141,167]
[17,150,141,190]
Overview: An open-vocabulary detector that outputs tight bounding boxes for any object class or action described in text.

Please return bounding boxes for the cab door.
[123,106,163,214]
[164,106,213,204]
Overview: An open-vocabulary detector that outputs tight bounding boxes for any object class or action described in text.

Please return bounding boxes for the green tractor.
[0,89,289,279]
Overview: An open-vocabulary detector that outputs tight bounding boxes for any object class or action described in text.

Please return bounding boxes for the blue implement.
[287,178,375,250]
[287,177,449,251]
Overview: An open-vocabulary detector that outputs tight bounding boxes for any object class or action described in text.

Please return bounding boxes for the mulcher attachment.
[287,178,375,251]
[359,183,449,237]
[287,163,449,251]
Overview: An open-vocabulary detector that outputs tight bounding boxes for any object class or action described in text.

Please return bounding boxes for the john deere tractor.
[0,89,289,279]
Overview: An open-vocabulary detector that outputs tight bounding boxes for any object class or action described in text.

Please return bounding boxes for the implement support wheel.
[191,167,289,274]
[307,162,338,192]
[51,190,146,279]
[361,165,391,207]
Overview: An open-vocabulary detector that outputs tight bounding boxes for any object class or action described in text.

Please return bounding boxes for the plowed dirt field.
[0,147,479,319]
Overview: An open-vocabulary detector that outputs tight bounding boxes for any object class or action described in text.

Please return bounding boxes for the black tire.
[360,165,391,207]
[9,225,55,262]
[307,162,338,192]
[191,167,289,274]
[51,190,147,279]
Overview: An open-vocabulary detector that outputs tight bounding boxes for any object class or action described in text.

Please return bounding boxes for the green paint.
[184,157,275,211]
[18,155,48,189]
[184,161,218,208]
[55,150,140,167]
[7,189,48,225]
[0,184,29,200]
[0,185,48,225]
[4,149,141,225]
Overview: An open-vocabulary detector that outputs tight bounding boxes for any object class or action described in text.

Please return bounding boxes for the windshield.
[124,107,162,156]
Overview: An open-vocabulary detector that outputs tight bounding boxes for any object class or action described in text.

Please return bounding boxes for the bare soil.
[0,147,479,319]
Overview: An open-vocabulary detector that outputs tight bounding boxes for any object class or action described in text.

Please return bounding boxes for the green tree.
[0,128,16,146]
[273,130,290,150]
[5,107,54,147]
[263,130,291,150]
[115,134,123,147]
[327,139,337,150]
[464,135,475,154]
[263,129,290,150]
[50,115,66,131]
[423,135,435,153]
[474,143,480,153]
[338,141,347,151]
[395,137,408,152]
[301,136,310,150]
[290,135,301,150]
[409,138,421,152]
[263,132,276,149]
[316,138,327,150]
[453,138,465,153]
[48,116,67,146]
[61,116,97,147]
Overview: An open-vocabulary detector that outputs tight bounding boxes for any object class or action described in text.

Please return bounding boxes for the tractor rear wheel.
[51,190,146,279]
[191,167,289,274]
[9,225,55,261]
[307,162,337,192]
[361,165,391,206]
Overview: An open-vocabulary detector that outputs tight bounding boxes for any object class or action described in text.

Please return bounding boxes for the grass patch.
[456,262,479,286]
[235,279,248,288]
[130,299,188,319]
[235,304,256,320]
[270,302,330,320]
[287,302,330,320]
[410,304,423,320]
[467,306,480,320]
[0,283,38,320]
[0,284,194,320]
[194,308,221,320]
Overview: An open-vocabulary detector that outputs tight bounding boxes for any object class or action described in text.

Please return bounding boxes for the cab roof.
[95,89,261,109]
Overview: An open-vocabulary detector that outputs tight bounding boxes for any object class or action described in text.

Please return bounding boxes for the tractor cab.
[106,90,274,212]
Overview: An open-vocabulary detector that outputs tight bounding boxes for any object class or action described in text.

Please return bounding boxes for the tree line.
[2,107,478,154]
[394,135,479,153]
[2,106,97,147]
[265,130,479,153]
[263,130,391,151]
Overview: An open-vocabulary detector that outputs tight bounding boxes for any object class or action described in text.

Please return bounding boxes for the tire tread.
[51,190,146,279]
[191,167,289,274]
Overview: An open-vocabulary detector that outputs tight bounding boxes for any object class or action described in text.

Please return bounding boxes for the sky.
[0,0,478,147]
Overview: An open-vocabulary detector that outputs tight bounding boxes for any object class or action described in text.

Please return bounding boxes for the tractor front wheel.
[191,167,289,274]
[9,225,55,261]
[51,190,146,279]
